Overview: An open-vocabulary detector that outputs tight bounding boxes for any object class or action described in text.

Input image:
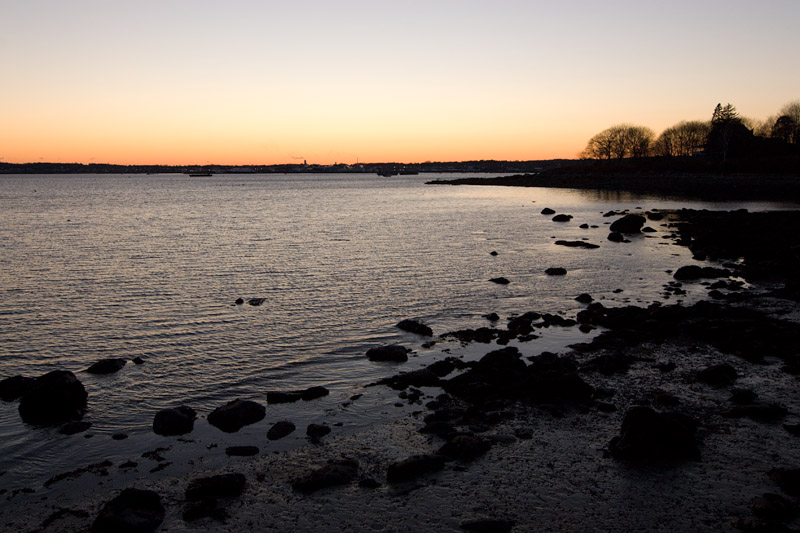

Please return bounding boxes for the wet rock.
[225,446,259,457]
[580,223,589,229]
[366,345,410,363]
[379,368,441,390]
[438,434,491,461]
[540,208,555,215]
[292,459,359,494]
[266,391,303,404]
[301,386,329,401]
[545,267,567,276]
[234,298,244,305]
[489,277,510,285]
[575,293,593,304]
[489,251,498,256]
[607,232,626,243]
[153,405,196,436]
[186,473,246,503]
[642,226,657,233]
[552,214,573,222]
[608,406,700,461]
[610,214,646,233]
[722,403,788,422]
[91,488,164,533]
[554,240,599,249]
[673,265,733,281]
[696,364,738,387]
[267,420,296,441]
[86,358,127,375]
[132,357,145,365]
[0,375,35,402]
[427,358,459,377]
[306,423,331,440]
[397,319,433,337]
[207,399,265,433]
[248,298,265,306]
[59,421,92,435]
[386,454,446,483]
[19,370,88,426]
[112,433,128,440]
[460,518,516,533]
[484,312,500,322]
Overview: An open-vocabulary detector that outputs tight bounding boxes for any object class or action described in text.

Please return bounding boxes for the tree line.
[582,100,800,161]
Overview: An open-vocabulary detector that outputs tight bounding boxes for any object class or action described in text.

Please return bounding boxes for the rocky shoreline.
[3,208,800,531]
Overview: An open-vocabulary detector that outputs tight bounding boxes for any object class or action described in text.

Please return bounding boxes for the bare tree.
[583,124,654,159]
[653,121,710,157]
[772,100,800,144]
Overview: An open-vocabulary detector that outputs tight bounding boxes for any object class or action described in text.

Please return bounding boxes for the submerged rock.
[610,214,646,233]
[248,298,265,306]
[267,420,296,441]
[207,399,265,433]
[92,488,165,533]
[292,459,359,494]
[545,267,567,276]
[86,358,127,375]
[552,214,573,222]
[59,421,92,435]
[18,370,87,426]
[397,319,433,336]
[366,345,410,363]
[0,375,35,402]
[306,423,331,440]
[554,240,599,249]
[225,446,259,457]
[153,406,197,436]
[489,277,510,285]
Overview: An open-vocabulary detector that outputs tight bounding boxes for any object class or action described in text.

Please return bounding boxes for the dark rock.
[292,459,359,494]
[696,364,738,387]
[396,319,433,337]
[751,493,798,521]
[489,251,498,256]
[379,368,441,390]
[783,423,800,436]
[575,293,593,304]
[359,478,380,489]
[489,277,510,285]
[579,223,589,229]
[207,399,265,433]
[183,499,227,523]
[722,403,788,422]
[581,352,638,375]
[86,359,127,375]
[554,240,599,249]
[608,406,700,461]
[545,267,567,276]
[132,357,145,365]
[386,454,446,483]
[552,214,573,222]
[428,359,457,378]
[112,433,128,440]
[301,386,330,401]
[248,298,265,306]
[419,420,456,436]
[266,391,303,404]
[18,370,88,426]
[674,265,732,281]
[366,345,410,363]
[540,208,555,215]
[656,361,676,372]
[642,226,657,233]
[460,519,515,533]
[484,312,500,322]
[0,375,35,402]
[185,473,246,501]
[225,446,259,457]
[153,405,196,436]
[438,434,491,461]
[91,488,164,533]
[769,468,800,497]
[610,214,646,233]
[59,421,92,435]
[267,420,296,441]
[607,232,626,243]
[234,298,244,305]
[730,389,758,404]
[306,423,331,440]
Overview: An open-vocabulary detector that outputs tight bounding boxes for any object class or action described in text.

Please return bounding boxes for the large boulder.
[153,406,197,436]
[366,345,410,363]
[610,214,646,234]
[207,399,265,433]
[18,370,87,426]
[91,488,164,533]
[608,406,700,461]
[0,375,35,402]
[267,420,296,441]
[86,358,127,375]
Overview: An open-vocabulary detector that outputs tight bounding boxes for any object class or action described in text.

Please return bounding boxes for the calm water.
[0,173,791,497]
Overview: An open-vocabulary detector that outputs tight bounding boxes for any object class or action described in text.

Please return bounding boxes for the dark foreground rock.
[185,473,246,502]
[673,265,732,281]
[608,406,700,461]
[207,399,265,433]
[18,370,88,426]
[86,358,127,375]
[396,319,433,336]
[0,375,35,402]
[489,277,510,285]
[306,424,331,440]
[387,454,446,483]
[267,386,330,404]
[91,488,164,533]
[267,420,296,440]
[555,240,599,249]
[366,345,410,363]
[153,406,196,436]
[545,267,567,276]
[292,459,359,494]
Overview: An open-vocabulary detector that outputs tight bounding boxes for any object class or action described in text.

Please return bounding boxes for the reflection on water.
[0,173,787,493]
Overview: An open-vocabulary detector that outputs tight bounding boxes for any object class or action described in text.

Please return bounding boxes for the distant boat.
[187,171,213,177]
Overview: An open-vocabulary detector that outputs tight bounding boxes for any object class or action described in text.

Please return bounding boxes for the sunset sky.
[2,1,799,165]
